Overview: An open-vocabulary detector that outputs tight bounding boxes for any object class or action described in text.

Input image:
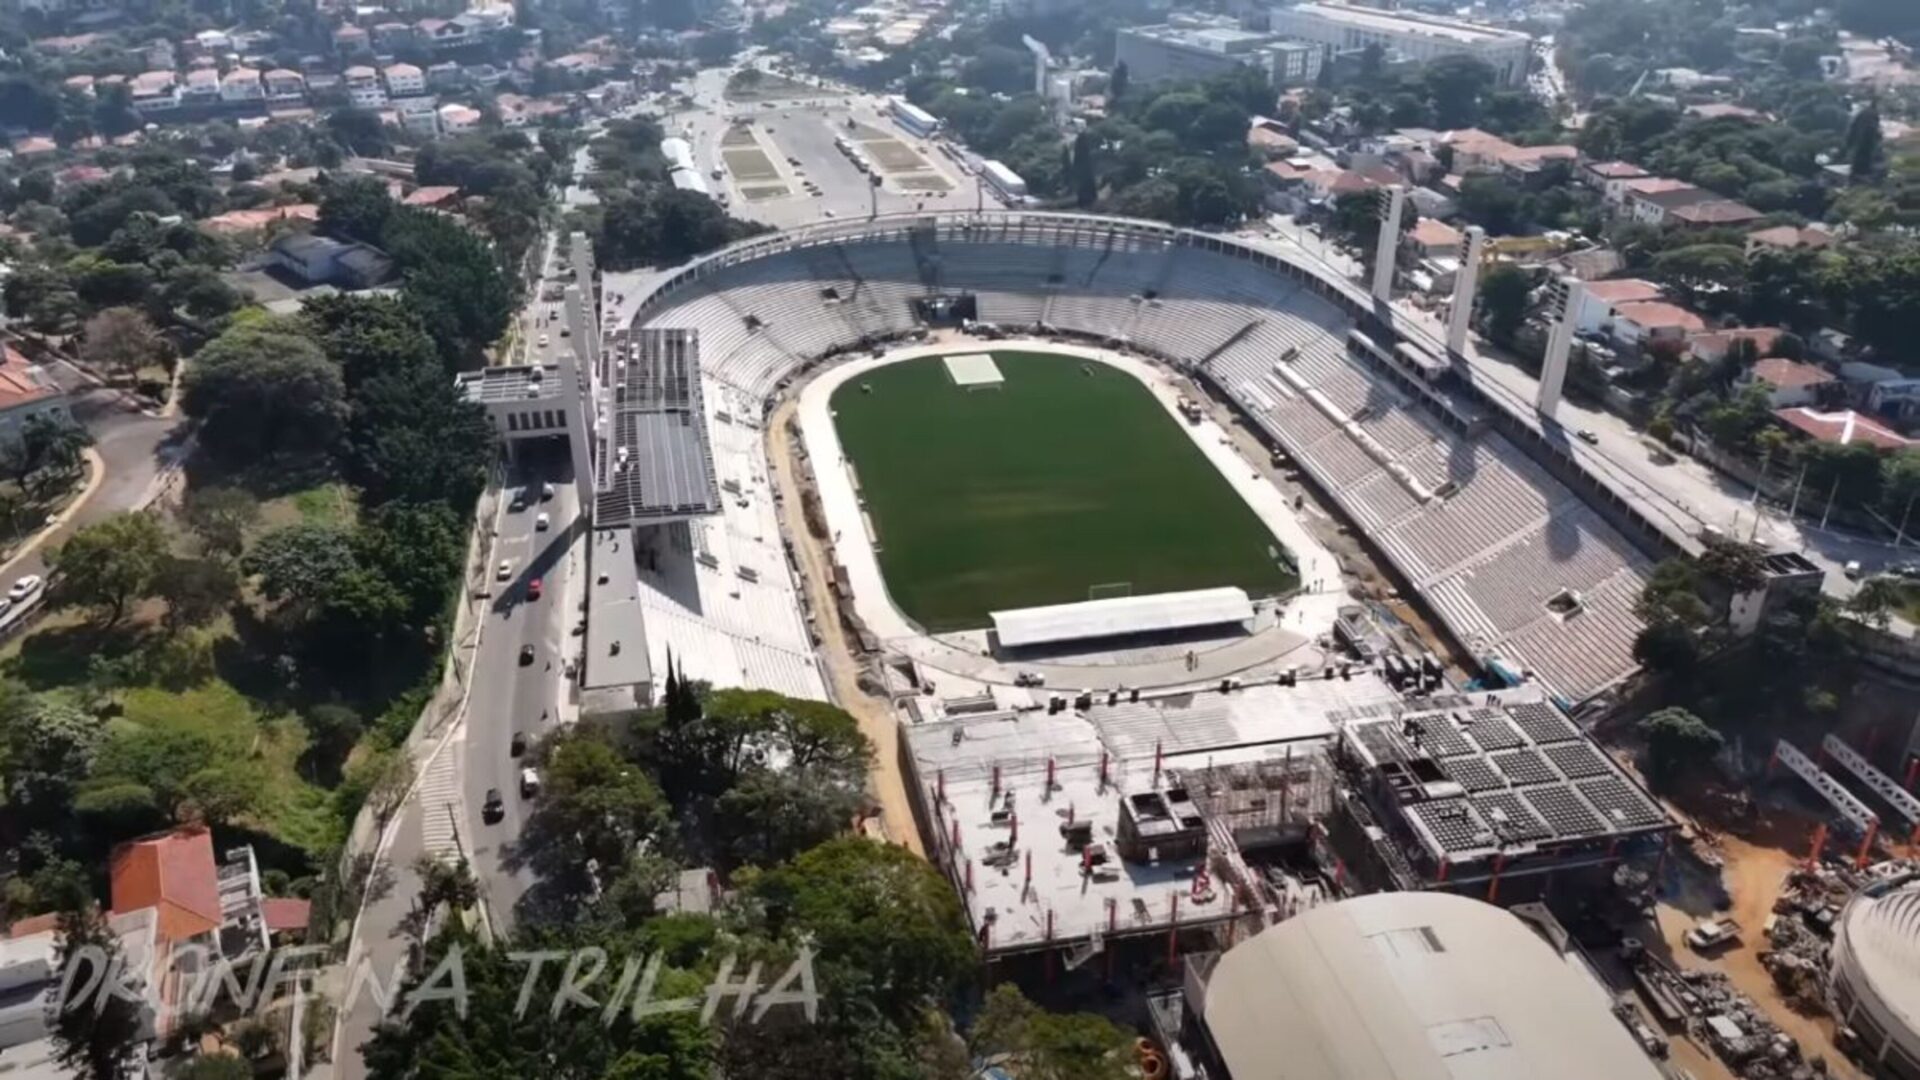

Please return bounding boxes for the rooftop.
[1584,161,1649,179]
[991,587,1254,650]
[0,346,58,411]
[1774,407,1915,450]
[1202,893,1665,1080]
[1749,357,1834,390]
[455,363,562,404]
[1612,301,1706,333]
[594,328,722,527]
[582,527,653,692]
[109,826,220,943]
[1283,2,1530,46]
[1581,278,1663,305]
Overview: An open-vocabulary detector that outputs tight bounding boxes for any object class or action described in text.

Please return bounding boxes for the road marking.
[416,726,465,864]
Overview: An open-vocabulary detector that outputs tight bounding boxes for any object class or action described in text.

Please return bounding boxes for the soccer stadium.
[545,210,1682,966]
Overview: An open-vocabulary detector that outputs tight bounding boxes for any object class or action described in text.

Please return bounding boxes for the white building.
[438,103,481,132]
[383,62,425,97]
[1194,893,1666,1079]
[396,96,440,136]
[263,68,306,102]
[220,67,264,103]
[182,67,221,103]
[888,96,940,138]
[1268,2,1532,86]
[129,70,180,114]
[344,65,386,109]
[1114,14,1324,88]
[1833,874,1920,1076]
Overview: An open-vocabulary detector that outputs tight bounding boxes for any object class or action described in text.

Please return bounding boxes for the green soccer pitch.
[829,351,1298,633]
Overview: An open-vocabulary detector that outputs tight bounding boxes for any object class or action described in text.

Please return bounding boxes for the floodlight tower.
[1371,185,1406,303]
[1446,225,1487,356]
[1537,275,1585,417]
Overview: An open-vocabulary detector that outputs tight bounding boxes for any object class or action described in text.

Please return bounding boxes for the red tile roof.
[1583,278,1663,304]
[1614,301,1706,333]
[402,185,460,207]
[1750,357,1834,390]
[1774,408,1914,450]
[261,898,310,934]
[6,912,61,938]
[0,345,54,411]
[109,826,221,943]
[1585,160,1648,179]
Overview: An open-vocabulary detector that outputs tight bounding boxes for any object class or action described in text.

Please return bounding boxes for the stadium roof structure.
[595,328,722,527]
[991,587,1254,649]
[1201,892,1664,1080]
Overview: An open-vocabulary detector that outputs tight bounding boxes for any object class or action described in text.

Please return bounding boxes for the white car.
[535,513,551,532]
[7,575,41,602]
[538,334,550,347]
[496,560,513,581]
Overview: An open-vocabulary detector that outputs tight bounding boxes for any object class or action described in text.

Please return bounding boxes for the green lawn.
[830,351,1296,632]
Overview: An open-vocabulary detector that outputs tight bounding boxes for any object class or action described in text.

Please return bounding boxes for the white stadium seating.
[625,214,1658,704]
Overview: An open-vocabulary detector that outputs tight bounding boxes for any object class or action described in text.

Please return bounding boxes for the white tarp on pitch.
[992,587,1254,648]
[943,353,1004,387]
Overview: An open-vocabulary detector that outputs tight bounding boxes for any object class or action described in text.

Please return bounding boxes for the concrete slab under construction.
[901,676,1398,960]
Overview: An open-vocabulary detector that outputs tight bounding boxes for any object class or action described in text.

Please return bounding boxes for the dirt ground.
[765,394,924,857]
[1638,784,1867,1080]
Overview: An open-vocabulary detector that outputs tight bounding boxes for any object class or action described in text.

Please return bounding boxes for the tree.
[744,838,973,1023]
[969,984,1135,1080]
[1478,264,1531,346]
[1070,130,1098,209]
[244,523,361,614]
[79,307,165,379]
[176,1053,254,1080]
[157,556,241,631]
[523,732,668,892]
[3,697,102,814]
[50,899,146,1080]
[4,413,93,498]
[319,176,395,247]
[1637,707,1723,788]
[1847,576,1903,630]
[1696,535,1768,593]
[411,854,479,916]
[1422,55,1497,129]
[182,322,345,464]
[1633,619,1702,676]
[1847,101,1883,180]
[180,487,260,558]
[180,763,263,827]
[46,513,169,628]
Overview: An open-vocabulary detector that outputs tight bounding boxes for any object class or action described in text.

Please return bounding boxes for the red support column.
[1906,756,1920,794]
[1486,852,1505,904]
[1858,819,1880,870]
[1436,857,1449,883]
[1808,822,1828,869]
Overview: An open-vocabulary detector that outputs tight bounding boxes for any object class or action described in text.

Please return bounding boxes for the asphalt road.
[462,452,583,926]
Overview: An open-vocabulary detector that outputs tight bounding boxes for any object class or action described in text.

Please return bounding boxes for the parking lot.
[674,64,999,230]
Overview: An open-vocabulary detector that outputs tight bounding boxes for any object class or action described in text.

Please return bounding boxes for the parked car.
[540,482,555,501]
[510,731,527,757]
[1576,429,1599,445]
[519,644,535,665]
[496,560,513,581]
[482,788,504,822]
[519,767,541,797]
[535,512,551,532]
[527,577,543,600]
[7,575,41,602]
[538,334,549,347]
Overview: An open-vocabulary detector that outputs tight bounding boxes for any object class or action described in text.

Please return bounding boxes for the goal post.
[1087,581,1133,602]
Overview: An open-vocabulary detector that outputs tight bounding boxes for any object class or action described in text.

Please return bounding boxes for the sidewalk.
[0,446,103,579]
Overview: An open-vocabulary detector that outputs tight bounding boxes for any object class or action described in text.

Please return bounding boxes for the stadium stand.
[625,213,1664,705]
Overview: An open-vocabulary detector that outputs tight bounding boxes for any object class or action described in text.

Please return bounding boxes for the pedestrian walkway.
[415,729,464,865]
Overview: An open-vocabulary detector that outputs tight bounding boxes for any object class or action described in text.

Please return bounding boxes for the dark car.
[527,577,543,601]
[482,788,504,822]
[519,644,535,665]
[510,731,527,757]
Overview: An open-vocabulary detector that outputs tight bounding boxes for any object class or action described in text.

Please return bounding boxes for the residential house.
[143,39,177,70]
[182,67,222,104]
[270,233,395,288]
[63,73,95,96]
[1609,300,1706,348]
[9,137,55,158]
[1496,144,1578,185]
[220,67,264,104]
[1440,127,1514,171]
[263,68,306,102]
[427,61,465,89]
[1580,159,1649,199]
[193,28,231,54]
[1618,176,1694,220]
[33,33,101,55]
[1772,407,1915,450]
[1689,326,1784,363]
[1572,278,1664,334]
[395,97,439,136]
[438,103,482,132]
[383,62,425,98]
[1686,102,1766,122]
[0,345,69,447]
[1406,216,1462,259]
[108,826,269,1038]
[1746,224,1834,256]
[372,21,417,51]
[1247,117,1299,160]
[344,65,386,109]
[1736,357,1836,407]
[200,203,320,235]
[1866,378,1920,422]
[0,907,158,1069]
[403,185,461,210]
[418,17,472,50]
[1668,198,1762,229]
[334,25,370,54]
[129,70,180,114]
